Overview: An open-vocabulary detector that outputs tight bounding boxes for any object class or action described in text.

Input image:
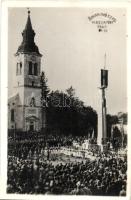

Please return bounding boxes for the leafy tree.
[118,112,127,124]
[66,86,75,98]
[106,114,118,138]
[46,89,97,137]
[40,71,50,130]
[40,71,50,106]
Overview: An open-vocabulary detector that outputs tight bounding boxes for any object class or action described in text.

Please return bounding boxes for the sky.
[8,7,127,115]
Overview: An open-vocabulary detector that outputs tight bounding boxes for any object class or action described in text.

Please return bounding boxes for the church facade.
[8,11,43,132]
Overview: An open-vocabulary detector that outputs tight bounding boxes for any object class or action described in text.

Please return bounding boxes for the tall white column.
[97,89,102,145]
[97,88,107,145]
[102,89,107,140]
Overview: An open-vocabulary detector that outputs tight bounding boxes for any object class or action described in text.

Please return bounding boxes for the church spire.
[16,9,41,56]
[25,9,33,31]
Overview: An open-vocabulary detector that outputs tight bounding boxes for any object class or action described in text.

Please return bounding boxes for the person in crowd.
[7,132,127,195]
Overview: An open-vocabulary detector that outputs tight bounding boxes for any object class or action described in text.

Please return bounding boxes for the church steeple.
[10,9,43,132]
[25,9,33,30]
[16,9,41,56]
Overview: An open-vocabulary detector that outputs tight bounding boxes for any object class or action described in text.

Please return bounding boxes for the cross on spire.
[27,7,30,15]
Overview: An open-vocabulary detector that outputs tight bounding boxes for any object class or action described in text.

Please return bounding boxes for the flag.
[101,69,108,88]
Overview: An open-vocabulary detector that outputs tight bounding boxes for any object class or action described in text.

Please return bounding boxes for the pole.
[102,88,107,141]
[97,57,108,149]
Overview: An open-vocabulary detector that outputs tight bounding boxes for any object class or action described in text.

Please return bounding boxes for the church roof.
[8,93,19,101]
[16,10,42,56]
[8,93,20,105]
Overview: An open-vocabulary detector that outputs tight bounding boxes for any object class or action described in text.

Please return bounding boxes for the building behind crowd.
[8,11,43,132]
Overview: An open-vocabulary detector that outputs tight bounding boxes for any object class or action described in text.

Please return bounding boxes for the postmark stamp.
[88,13,117,32]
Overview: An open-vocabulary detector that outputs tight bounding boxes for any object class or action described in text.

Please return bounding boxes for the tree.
[40,71,50,130]
[118,112,127,124]
[106,114,118,138]
[66,86,75,98]
[46,89,97,137]
[40,71,50,106]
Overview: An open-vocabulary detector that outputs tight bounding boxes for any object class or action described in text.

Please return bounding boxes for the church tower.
[8,10,43,132]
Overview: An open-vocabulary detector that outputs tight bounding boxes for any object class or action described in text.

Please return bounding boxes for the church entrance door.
[26,115,40,131]
[30,121,34,131]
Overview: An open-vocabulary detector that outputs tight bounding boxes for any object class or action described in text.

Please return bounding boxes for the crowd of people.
[7,132,127,195]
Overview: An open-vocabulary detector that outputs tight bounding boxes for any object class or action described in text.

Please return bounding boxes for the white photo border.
[0,0,131,199]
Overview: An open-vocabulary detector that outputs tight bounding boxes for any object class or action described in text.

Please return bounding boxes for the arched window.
[30,97,36,107]
[29,62,33,75]
[20,62,22,74]
[30,121,34,131]
[32,81,34,87]
[11,109,14,122]
[34,63,38,76]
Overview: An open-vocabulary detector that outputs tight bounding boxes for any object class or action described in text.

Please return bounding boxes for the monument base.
[98,144,109,152]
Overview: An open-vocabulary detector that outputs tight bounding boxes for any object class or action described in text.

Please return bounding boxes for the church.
[8,10,43,132]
